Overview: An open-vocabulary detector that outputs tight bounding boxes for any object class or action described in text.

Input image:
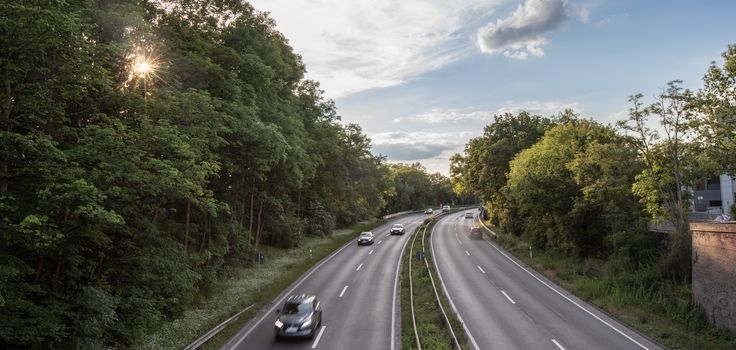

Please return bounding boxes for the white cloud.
[370,131,474,165]
[372,131,474,146]
[476,0,582,59]
[495,100,584,116]
[403,108,493,124]
[248,0,501,98]
[395,102,583,125]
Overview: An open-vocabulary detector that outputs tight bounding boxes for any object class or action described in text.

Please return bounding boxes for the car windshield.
[360,233,372,237]
[393,224,402,228]
[282,301,312,315]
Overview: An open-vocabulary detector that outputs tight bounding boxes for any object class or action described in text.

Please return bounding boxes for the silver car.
[274,294,323,339]
[357,231,375,245]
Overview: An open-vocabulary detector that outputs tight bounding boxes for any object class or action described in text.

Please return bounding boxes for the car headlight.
[300,319,312,329]
[275,319,283,328]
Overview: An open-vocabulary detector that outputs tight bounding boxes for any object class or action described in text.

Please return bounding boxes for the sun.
[123,48,162,92]
[134,59,153,76]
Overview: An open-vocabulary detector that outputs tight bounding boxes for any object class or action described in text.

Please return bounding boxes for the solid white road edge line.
[483,240,651,350]
[226,239,355,349]
[432,219,481,350]
[393,228,414,350]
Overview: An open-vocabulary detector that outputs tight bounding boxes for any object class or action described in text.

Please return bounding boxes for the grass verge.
[488,224,736,350]
[401,217,469,350]
[139,220,378,350]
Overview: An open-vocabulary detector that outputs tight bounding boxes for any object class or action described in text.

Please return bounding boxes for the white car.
[442,205,450,212]
[389,224,405,235]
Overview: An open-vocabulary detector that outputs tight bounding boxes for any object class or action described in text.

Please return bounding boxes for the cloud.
[495,100,584,116]
[400,108,493,124]
[394,102,583,125]
[370,131,474,161]
[476,0,579,59]
[248,0,500,98]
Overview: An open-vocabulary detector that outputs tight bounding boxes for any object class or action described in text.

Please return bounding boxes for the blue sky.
[247,0,736,175]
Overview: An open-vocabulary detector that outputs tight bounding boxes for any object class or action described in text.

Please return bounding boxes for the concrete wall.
[691,222,736,333]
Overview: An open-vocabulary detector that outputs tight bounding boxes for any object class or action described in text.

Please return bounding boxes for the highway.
[431,211,664,350]
[221,214,428,350]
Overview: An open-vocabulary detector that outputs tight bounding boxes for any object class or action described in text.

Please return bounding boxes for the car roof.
[360,231,373,235]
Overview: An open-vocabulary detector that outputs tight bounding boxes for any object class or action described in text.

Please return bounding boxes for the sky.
[246,0,736,175]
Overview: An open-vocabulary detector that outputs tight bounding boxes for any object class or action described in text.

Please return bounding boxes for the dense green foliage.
[384,162,461,214]
[505,117,651,259]
[451,44,736,321]
[450,111,554,231]
[0,1,450,348]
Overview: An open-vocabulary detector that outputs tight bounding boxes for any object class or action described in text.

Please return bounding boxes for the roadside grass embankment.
[401,217,469,350]
[139,220,378,350]
[487,224,736,350]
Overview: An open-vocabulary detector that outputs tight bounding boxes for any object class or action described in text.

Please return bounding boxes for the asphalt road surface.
[431,211,664,350]
[221,213,429,350]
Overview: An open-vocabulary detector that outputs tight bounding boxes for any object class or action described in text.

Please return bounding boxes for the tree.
[617,80,700,279]
[691,44,736,175]
[451,111,554,230]
[506,117,646,258]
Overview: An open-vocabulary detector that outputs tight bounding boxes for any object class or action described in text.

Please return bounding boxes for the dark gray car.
[274,294,323,339]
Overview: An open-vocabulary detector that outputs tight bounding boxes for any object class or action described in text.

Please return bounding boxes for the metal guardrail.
[420,221,462,350]
[408,221,461,350]
[185,304,254,350]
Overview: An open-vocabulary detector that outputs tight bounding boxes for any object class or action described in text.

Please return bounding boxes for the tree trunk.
[184,200,191,255]
[35,256,44,284]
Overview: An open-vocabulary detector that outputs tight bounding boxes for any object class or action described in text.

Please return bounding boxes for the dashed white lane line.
[339,285,348,297]
[356,263,363,271]
[501,290,516,304]
[552,339,565,350]
[311,326,326,349]
[369,249,374,255]
[477,265,486,274]
[465,250,471,256]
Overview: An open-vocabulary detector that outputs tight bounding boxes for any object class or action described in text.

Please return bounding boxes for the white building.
[693,174,735,215]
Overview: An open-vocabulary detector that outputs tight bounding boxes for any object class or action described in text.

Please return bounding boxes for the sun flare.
[123,48,163,92]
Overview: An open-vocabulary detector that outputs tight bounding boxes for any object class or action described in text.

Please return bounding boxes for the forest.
[2,0,735,349]
[0,1,457,348]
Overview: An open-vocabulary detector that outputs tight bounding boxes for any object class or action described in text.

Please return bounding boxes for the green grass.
[484,223,736,350]
[400,218,469,350]
[139,220,378,350]
[141,215,736,350]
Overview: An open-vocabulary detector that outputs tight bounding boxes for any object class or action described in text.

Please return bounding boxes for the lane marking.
[356,263,363,271]
[552,339,565,350]
[369,249,374,255]
[483,240,651,350]
[477,265,486,274]
[465,250,470,256]
[432,217,480,350]
[227,237,355,348]
[392,229,414,350]
[339,285,348,297]
[311,326,326,349]
[501,290,516,304]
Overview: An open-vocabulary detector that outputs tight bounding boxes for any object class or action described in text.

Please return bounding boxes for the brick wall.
[691,222,736,333]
